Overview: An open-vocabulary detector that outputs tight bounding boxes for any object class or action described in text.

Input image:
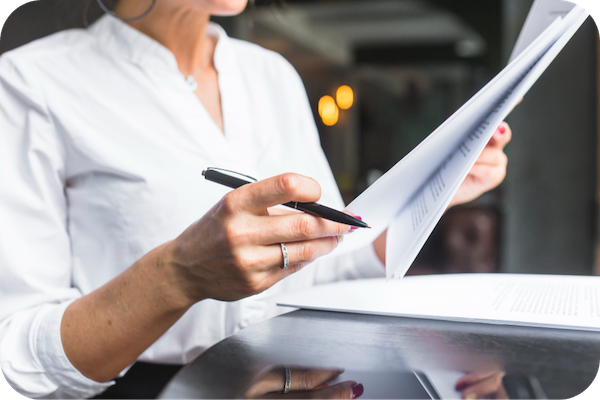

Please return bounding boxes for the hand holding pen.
[165,172,360,304]
[202,168,369,228]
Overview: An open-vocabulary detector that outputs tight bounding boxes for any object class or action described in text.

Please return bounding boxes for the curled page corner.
[567,0,600,33]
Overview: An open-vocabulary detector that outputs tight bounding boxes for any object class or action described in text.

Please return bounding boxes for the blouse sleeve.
[279,56,386,284]
[0,54,114,399]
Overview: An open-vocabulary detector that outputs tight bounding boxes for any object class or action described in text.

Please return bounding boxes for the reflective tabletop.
[159,309,600,399]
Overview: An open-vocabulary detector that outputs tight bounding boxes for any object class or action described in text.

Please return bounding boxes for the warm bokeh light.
[318,95,335,118]
[321,103,339,126]
[336,85,354,109]
[319,95,339,125]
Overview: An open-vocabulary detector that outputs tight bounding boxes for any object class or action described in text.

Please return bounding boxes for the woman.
[0,0,511,398]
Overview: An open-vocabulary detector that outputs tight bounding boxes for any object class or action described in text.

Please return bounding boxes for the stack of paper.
[275,274,600,331]
[338,2,589,279]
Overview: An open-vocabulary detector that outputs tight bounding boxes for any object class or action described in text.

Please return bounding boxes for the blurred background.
[1,0,598,277]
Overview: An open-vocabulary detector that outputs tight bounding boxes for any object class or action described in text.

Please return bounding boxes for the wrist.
[150,240,205,311]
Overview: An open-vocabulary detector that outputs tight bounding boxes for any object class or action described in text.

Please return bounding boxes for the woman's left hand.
[373,121,511,265]
[448,122,512,208]
[455,371,509,399]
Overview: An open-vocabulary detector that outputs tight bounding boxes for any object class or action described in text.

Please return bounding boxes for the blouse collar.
[89,14,235,76]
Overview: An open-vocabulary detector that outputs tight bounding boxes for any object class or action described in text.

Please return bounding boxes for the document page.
[510,0,577,62]
[273,274,600,332]
[339,5,589,279]
[415,370,464,400]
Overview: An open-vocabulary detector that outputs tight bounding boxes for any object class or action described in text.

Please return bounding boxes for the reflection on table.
[241,366,545,399]
[159,310,600,399]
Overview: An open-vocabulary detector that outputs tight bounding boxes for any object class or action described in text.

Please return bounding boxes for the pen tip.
[366,225,372,229]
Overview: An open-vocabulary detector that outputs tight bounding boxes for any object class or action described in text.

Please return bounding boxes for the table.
[158,309,600,399]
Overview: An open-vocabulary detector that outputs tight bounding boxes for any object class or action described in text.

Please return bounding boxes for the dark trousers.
[92,362,184,399]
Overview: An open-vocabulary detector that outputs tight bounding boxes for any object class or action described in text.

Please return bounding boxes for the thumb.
[228,173,322,215]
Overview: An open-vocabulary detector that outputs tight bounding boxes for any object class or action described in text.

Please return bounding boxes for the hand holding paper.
[447,122,511,208]
[338,4,589,279]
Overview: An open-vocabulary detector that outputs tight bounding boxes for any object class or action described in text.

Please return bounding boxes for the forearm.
[61,173,356,383]
[61,241,194,383]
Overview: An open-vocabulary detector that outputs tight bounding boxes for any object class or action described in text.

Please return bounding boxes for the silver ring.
[283,367,291,393]
[280,243,290,270]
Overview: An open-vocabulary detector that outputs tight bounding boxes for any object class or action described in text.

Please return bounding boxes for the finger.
[267,207,300,216]
[253,213,352,245]
[313,382,330,390]
[288,369,345,392]
[251,236,340,275]
[471,147,508,168]
[229,237,340,295]
[300,381,360,399]
[262,381,358,399]
[465,164,507,188]
[269,207,358,219]
[228,173,322,215]
[247,369,343,396]
[456,371,498,390]
[487,122,512,149]
[221,237,338,296]
[244,369,284,398]
[461,372,505,399]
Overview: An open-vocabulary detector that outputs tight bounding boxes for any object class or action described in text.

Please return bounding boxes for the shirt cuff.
[349,242,386,279]
[36,301,115,398]
[314,241,385,284]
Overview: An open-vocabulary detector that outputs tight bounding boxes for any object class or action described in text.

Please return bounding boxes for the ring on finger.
[283,366,291,393]
[280,243,290,270]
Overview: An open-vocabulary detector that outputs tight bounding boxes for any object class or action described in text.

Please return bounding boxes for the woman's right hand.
[60,173,351,383]
[165,173,353,304]
[244,368,362,399]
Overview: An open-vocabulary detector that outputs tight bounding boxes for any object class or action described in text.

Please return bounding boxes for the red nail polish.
[351,383,364,399]
[498,125,506,134]
[350,226,358,232]
[355,216,363,221]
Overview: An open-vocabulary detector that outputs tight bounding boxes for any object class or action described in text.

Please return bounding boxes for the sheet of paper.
[273,274,600,332]
[338,6,588,279]
[415,370,464,400]
[510,0,577,62]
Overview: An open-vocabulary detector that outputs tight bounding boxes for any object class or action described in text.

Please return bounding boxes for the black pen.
[202,167,370,229]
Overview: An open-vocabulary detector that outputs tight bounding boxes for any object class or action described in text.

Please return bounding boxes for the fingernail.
[351,383,364,399]
[498,125,506,134]
[336,235,344,245]
[349,216,362,232]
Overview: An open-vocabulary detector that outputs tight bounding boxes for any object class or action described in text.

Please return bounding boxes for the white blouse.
[0,15,384,399]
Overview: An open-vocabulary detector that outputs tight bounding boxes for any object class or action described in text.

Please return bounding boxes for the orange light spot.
[318,95,335,118]
[321,103,339,126]
[336,85,354,109]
